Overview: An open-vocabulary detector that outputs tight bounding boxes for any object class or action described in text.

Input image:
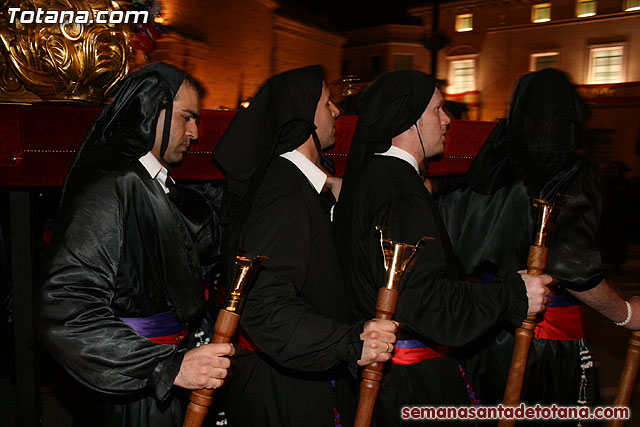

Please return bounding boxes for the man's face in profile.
[152,81,201,168]
[314,82,340,150]
[415,88,451,159]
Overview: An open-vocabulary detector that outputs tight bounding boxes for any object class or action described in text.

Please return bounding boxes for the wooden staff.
[499,199,560,427]
[183,254,265,427]
[354,226,431,427]
[608,330,640,427]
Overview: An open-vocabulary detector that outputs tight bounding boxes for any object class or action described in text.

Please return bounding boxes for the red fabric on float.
[0,105,496,186]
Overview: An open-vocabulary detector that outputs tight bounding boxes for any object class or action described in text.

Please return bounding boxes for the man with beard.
[213,65,397,426]
[37,63,233,427]
[334,70,550,425]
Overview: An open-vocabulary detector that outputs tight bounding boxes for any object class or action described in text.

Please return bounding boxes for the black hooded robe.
[438,162,602,409]
[213,66,365,427]
[348,156,529,426]
[222,158,363,426]
[335,71,530,426]
[37,64,215,427]
[437,68,602,413]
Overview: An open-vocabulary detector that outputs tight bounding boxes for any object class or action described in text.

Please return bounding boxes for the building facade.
[414,0,640,174]
[342,0,640,174]
[342,24,432,82]
[151,0,345,110]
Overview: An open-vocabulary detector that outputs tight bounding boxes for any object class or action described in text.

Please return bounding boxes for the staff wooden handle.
[183,254,265,427]
[498,245,548,427]
[354,287,398,427]
[182,309,240,427]
[608,330,640,427]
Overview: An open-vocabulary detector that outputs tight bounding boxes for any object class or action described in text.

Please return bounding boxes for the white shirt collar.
[279,149,328,194]
[138,151,171,193]
[376,145,420,175]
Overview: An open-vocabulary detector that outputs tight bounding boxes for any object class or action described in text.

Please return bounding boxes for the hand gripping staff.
[608,331,640,427]
[499,197,565,427]
[183,254,266,427]
[354,226,432,427]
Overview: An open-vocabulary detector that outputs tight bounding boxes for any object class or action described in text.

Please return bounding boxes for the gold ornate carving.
[0,59,25,94]
[0,0,131,103]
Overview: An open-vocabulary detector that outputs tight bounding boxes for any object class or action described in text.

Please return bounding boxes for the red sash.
[534,305,585,340]
[236,327,261,352]
[391,340,453,365]
[148,330,189,345]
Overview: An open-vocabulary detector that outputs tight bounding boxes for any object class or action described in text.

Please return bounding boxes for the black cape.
[345,156,530,425]
[213,66,364,426]
[438,160,602,409]
[334,71,530,425]
[437,68,601,413]
[222,158,364,426]
[37,64,215,427]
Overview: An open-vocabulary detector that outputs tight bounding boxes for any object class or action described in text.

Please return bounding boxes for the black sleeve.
[37,175,182,399]
[171,183,222,267]
[372,194,528,347]
[240,194,363,372]
[546,162,604,291]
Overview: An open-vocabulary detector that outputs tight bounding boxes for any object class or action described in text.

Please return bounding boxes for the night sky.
[280,0,428,31]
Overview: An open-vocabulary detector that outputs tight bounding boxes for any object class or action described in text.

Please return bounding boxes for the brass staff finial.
[225,254,267,313]
[531,194,572,247]
[375,226,433,291]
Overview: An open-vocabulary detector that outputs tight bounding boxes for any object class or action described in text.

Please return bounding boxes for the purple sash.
[119,311,185,339]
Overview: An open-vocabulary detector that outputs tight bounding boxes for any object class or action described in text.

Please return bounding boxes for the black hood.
[62,62,187,204]
[466,68,588,198]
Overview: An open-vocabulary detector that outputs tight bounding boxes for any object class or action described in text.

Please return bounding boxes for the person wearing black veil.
[437,68,640,412]
[333,70,551,425]
[212,65,397,426]
[37,63,233,427]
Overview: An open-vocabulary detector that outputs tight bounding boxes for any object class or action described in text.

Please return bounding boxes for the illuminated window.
[626,0,640,11]
[577,0,596,17]
[530,52,559,71]
[394,54,414,70]
[589,45,624,84]
[449,59,475,93]
[532,3,551,22]
[455,14,473,32]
